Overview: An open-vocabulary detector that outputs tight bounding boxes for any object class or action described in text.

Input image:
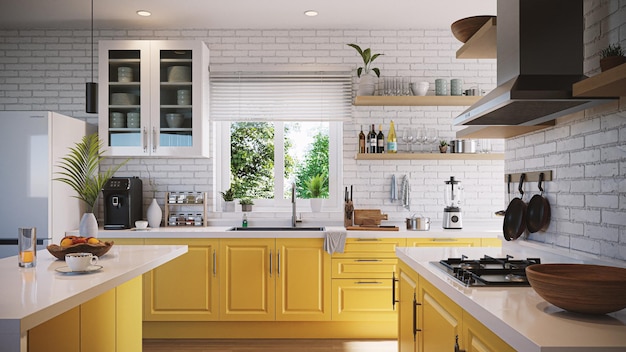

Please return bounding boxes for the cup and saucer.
[56,253,103,274]
[131,220,150,231]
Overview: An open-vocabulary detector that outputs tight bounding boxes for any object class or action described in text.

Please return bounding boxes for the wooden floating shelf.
[456,17,497,59]
[355,153,504,160]
[353,95,481,106]
[572,62,626,97]
[455,123,555,139]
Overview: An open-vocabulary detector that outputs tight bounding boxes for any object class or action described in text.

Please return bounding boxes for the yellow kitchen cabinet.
[332,278,396,321]
[143,238,219,321]
[276,238,331,321]
[419,277,463,352]
[332,237,406,258]
[407,238,482,247]
[398,262,420,352]
[80,287,116,352]
[116,277,143,352]
[28,306,80,352]
[463,312,515,352]
[332,258,398,279]
[219,238,275,321]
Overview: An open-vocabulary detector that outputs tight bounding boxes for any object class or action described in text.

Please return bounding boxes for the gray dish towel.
[324,230,347,254]
[391,174,397,202]
[401,175,410,210]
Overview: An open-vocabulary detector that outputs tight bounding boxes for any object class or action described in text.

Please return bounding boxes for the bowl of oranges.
[47,236,114,260]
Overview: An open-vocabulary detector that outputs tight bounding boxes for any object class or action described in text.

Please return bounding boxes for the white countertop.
[70,220,502,239]
[0,245,187,350]
[396,241,626,352]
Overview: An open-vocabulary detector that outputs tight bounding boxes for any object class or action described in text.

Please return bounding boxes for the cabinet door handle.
[413,292,422,340]
[212,250,216,277]
[392,272,399,310]
[269,250,272,277]
[356,238,381,241]
[277,250,281,277]
[152,126,157,153]
[143,127,148,153]
[355,281,382,284]
[355,259,382,262]
[432,238,458,242]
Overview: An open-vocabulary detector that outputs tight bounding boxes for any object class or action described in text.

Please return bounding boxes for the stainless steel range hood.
[454,0,615,127]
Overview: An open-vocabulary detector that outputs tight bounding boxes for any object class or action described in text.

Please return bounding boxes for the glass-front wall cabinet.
[99,40,209,157]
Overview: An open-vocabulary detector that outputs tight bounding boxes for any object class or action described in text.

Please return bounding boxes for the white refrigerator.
[0,111,92,258]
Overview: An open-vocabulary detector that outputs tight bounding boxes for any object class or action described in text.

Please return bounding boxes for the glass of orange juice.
[18,227,36,268]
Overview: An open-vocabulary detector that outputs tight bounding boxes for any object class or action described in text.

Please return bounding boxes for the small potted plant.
[220,187,235,212]
[439,140,449,153]
[599,43,626,72]
[304,174,328,212]
[347,43,384,96]
[239,198,254,212]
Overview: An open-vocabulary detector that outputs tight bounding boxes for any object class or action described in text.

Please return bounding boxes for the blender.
[443,176,463,229]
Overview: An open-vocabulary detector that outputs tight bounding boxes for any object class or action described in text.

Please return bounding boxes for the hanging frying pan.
[526,172,551,233]
[503,173,527,240]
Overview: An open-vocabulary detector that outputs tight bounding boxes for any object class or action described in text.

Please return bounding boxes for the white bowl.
[411,82,429,96]
[167,66,191,82]
[165,113,184,128]
[111,93,138,105]
[135,220,148,229]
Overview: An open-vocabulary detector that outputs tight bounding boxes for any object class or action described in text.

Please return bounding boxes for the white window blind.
[210,72,353,121]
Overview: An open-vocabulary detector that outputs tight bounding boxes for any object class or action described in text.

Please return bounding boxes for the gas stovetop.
[432,255,541,287]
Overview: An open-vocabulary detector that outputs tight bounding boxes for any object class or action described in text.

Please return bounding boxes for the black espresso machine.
[103,177,143,230]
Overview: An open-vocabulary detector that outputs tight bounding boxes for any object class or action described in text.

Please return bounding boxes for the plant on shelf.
[599,43,626,72]
[239,198,254,212]
[304,174,328,212]
[55,133,127,236]
[439,140,449,153]
[347,43,384,96]
[220,187,236,212]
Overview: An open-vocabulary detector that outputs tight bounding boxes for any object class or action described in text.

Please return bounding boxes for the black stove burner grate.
[435,254,541,287]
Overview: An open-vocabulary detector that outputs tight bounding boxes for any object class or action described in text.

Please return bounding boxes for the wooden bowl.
[526,264,626,314]
[47,241,114,260]
[450,15,495,43]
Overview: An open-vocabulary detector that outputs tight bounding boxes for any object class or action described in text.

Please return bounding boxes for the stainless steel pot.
[406,216,431,231]
[462,139,476,153]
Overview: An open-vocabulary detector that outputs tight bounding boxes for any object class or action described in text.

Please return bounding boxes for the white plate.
[55,265,103,274]
[131,227,151,231]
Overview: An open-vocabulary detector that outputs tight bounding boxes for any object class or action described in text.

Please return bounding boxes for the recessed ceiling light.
[304,10,318,17]
[136,10,151,17]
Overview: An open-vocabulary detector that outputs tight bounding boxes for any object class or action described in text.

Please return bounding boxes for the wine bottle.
[369,124,377,153]
[387,120,397,153]
[358,125,366,153]
[377,124,385,153]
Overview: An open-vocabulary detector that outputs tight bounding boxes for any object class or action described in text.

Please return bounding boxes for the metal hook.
[518,173,526,197]
[538,172,544,194]
[507,174,512,195]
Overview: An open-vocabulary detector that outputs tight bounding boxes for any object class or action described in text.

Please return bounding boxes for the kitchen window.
[211,71,351,211]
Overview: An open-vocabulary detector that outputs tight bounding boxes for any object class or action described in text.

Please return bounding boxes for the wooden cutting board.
[354,209,388,226]
[346,226,399,231]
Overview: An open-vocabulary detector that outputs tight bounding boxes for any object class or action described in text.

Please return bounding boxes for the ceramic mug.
[65,253,98,271]
[450,79,463,96]
[127,112,140,128]
[135,220,148,229]
[110,112,125,128]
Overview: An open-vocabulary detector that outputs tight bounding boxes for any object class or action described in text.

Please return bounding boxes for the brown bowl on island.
[47,235,114,260]
[526,263,626,315]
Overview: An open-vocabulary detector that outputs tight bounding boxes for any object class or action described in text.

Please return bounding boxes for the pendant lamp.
[85,0,97,113]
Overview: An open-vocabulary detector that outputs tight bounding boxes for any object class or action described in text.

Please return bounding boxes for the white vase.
[147,198,162,228]
[310,198,323,212]
[79,213,98,237]
[357,73,377,96]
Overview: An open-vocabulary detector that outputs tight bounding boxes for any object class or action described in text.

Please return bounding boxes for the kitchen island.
[0,244,187,352]
[396,241,626,351]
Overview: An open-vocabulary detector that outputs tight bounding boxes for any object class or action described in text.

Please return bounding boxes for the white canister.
[110,112,125,128]
[117,66,133,82]
[435,79,448,96]
[177,89,191,105]
[127,112,140,128]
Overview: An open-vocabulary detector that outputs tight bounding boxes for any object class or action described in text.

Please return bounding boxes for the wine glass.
[412,128,425,152]
[401,128,414,152]
[425,128,438,152]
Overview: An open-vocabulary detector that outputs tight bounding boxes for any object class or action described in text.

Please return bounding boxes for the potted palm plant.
[220,187,236,212]
[347,43,383,96]
[599,43,626,72]
[55,133,127,236]
[304,174,328,212]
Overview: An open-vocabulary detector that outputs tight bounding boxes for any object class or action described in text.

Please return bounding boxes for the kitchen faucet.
[291,182,297,227]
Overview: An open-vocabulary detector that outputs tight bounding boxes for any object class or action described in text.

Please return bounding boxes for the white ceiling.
[0,0,495,30]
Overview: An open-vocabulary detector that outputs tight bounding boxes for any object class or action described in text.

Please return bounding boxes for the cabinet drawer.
[332,258,397,279]
[407,238,482,247]
[331,279,397,321]
[332,238,406,258]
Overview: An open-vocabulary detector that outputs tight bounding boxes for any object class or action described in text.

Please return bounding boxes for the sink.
[228,226,325,232]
